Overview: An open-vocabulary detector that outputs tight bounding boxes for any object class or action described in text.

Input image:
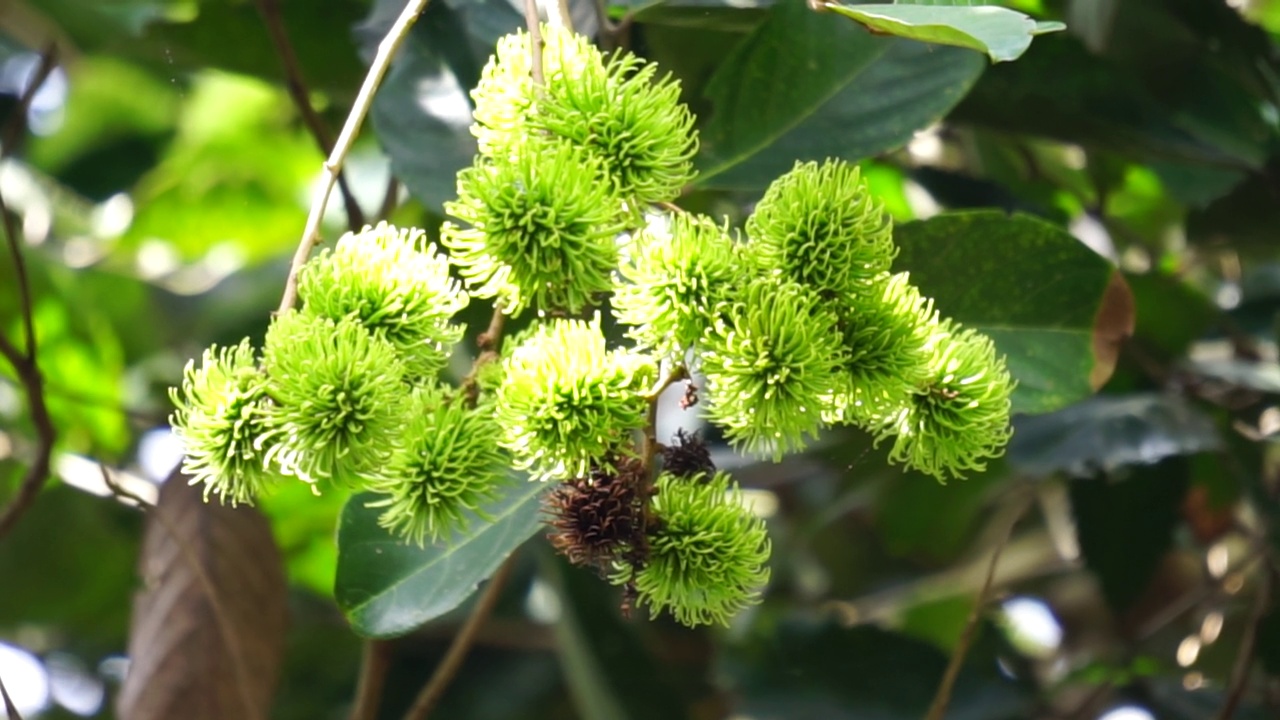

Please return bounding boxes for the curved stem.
[0,48,58,541]
[278,0,433,314]
[924,493,1029,720]
[348,640,395,720]
[0,670,21,720]
[522,0,545,87]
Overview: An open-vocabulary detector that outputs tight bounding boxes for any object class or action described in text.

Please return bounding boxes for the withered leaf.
[116,470,288,720]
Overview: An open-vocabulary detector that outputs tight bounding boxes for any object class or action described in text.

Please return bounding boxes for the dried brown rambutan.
[660,429,715,479]
[544,459,645,570]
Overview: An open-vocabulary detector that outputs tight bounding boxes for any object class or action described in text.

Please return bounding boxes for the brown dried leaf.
[1090,270,1136,390]
[116,471,288,720]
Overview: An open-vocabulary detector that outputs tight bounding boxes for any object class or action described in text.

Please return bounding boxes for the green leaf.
[695,0,984,190]
[335,479,550,638]
[894,211,1135,415]
[824,3,1064,63]
[1257,600,1280,675]
[1125,270,1218,361]
[632,2,769,31]
[120,73,321,263]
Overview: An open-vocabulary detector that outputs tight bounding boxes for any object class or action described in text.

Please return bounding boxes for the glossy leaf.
[696,0,985,190]
[894,211,1135,415]
[133,0,368,97]
[335,479,550,638]
[824,3,1064,63]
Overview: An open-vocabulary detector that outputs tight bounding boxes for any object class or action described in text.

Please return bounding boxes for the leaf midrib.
[696,31,892,185]
[341,483,546,615]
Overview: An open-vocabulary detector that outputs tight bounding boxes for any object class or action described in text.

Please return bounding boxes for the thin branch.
[0,47,58,539]
[402,557,516,720]
[3,45,57,358]
[554,0,574,31]
[522,0,545,87]
[0,44,58,164]
[254,0,365,232]
[1137,546,1265,642]
[0,343,55,542]
[278,0,433,314]
[640,363,689,473]
[924,494,1030,720]
[348,640,395,720]
[0,670,22,720]
[593,0,633,52]
[1215,570,1272,720]
[460,305,507,407]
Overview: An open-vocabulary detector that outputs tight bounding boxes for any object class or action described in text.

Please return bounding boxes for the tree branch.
[402,557,515,720]
[0,670,22,720]
[277,0,433,314]
[553,0,574,31]
[640,363,689,475]
[0,45,57,163]
[254,0,365,232]
[348,640,395,720]
[924,493,1030,720]
[0,47,59,542]
[522,0,545,87]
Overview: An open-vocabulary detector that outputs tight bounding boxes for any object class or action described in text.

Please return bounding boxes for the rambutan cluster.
[170,25,1014,629]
